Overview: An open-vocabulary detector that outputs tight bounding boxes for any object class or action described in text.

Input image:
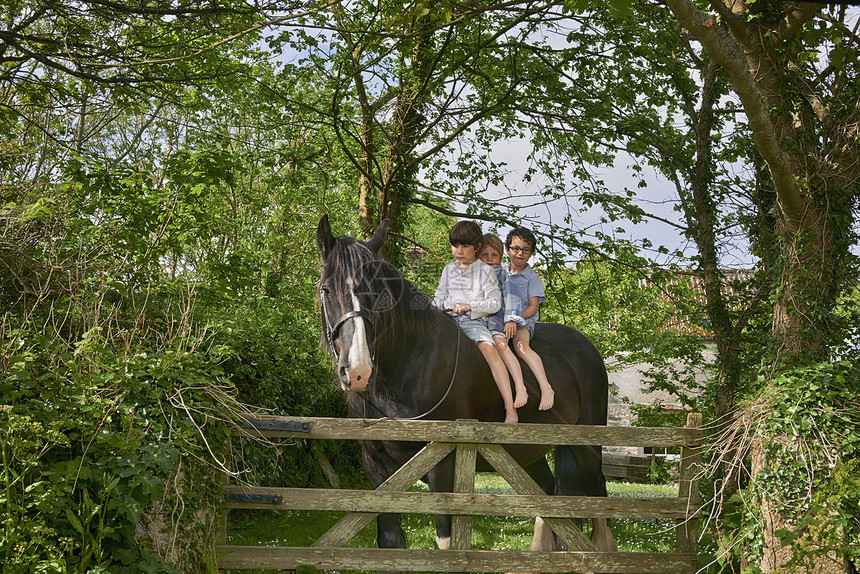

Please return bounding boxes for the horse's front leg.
[362,447,407,574]
[425,453,455,549]
[376,512,406,548]
[360,441,408,551]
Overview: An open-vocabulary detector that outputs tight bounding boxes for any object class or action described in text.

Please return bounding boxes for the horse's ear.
[316,215,336,258]
[365,219,389,254]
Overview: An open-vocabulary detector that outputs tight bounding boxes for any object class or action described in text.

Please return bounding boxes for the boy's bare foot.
[538,387,554,411]
[513,386,528,409]
[504,409,519,423]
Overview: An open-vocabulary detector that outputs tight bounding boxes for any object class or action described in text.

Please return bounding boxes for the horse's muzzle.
[341,361,374,391]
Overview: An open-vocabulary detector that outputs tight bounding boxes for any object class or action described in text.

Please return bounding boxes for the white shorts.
[449,314,494,344]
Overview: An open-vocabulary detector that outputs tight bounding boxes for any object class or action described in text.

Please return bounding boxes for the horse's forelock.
[321,237,388,321]
[324,238,380,296]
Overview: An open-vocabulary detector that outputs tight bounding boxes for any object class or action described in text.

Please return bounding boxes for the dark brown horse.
[316,215,615,555]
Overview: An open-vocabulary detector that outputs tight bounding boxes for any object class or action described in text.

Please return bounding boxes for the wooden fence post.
[676,412,703,555]
[217,431,233,546]
[450,442,477,550]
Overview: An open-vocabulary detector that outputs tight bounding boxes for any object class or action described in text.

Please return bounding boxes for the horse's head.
[316,215,390,392]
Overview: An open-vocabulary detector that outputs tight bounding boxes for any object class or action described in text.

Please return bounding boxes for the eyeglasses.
[507,246,532,255]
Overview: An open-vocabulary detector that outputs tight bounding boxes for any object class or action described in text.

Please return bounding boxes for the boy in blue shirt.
[479,233,529,411]
[504,227,554,410]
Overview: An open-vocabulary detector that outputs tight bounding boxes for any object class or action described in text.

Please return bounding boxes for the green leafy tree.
[649,1,860,570]
[263,1,616,260]
[0,4,370,569]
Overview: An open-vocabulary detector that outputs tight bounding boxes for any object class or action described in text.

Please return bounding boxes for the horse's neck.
[377,311,449,371]
[375,311,493,410]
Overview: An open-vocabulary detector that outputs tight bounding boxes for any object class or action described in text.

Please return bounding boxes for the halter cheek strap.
[329,310,367,344]
[320,288,374,360]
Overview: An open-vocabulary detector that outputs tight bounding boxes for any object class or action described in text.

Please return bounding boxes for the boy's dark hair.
[505,227,537,252]
[449,220,483,248]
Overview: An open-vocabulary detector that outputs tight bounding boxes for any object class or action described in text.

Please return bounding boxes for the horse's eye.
[320,286,330,297]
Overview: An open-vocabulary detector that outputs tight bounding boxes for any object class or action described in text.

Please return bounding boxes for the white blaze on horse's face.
[343,277,373,392]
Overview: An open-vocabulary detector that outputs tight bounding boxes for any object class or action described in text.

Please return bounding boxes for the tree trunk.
[772,209,834,360]
[662,0,855,571]
[686,59,740,421]
[376,15,433,262]
[749,440,795,572]
[345,11,433,261]
[358,112,377,240]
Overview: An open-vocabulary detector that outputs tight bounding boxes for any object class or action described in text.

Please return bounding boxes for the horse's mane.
[321,235,440,357]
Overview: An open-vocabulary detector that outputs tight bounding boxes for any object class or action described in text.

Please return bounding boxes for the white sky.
[454,136,756,270]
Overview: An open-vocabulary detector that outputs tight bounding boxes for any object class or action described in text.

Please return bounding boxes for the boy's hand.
[504,321,518,339]
[452,302,471,314]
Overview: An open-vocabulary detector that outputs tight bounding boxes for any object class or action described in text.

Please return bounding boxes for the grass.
[223,474,680,573]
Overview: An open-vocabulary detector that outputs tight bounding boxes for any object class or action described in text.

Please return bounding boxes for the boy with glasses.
[504,227,554,411]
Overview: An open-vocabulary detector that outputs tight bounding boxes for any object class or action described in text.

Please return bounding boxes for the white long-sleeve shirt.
[433,259,501,320]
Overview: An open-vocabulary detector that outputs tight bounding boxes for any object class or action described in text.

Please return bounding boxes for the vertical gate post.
[450,442,478,550]
[676,412,703,555]
[218,429,233,546]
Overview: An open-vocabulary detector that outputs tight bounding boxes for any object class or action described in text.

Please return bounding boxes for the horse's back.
[526,322,609,426]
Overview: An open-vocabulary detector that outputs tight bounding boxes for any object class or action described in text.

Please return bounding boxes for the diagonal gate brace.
[477,444,598,552]
[312,442,456,547]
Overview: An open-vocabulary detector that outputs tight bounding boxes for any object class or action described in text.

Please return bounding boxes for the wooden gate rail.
[217,414,703,573]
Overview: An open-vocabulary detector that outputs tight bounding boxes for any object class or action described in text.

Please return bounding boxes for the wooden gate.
[217,413,703,573]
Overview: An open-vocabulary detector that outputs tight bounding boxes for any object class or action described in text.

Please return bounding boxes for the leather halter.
[319,286,373,359]
[320,283,459,421]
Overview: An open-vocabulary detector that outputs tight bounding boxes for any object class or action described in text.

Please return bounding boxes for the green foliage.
[0,67,364,567]
[215,298,366,489]
[630,403,690,483]
[631,402,690,428]
[833,283,860,360]
[542,253,710,405]
[1,325,231,573]
[720,361,860,570]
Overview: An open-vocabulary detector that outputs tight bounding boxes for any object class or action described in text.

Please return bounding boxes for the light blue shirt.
[485,266,515,333]
[503,264,545,328]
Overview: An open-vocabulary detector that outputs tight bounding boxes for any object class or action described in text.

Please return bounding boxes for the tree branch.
[778,2,824,42]
[664,0,807,232]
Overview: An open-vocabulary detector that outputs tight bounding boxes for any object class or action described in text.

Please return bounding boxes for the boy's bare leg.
[513,328,554,411]
[478,341,518,423]
[493,334,528,408]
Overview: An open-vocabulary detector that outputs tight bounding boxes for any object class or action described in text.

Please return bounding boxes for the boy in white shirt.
[433,220,520,423]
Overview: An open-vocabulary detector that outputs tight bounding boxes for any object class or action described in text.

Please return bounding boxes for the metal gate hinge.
[241,419,311,432]
[223,493,284,505]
